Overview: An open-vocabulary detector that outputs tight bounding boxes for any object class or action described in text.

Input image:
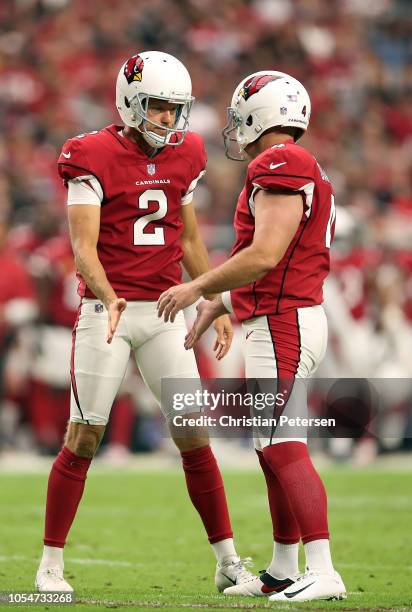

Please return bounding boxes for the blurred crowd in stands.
[0,0,411,461]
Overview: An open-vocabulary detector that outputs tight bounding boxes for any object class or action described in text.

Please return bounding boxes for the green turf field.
[0,467,411,611]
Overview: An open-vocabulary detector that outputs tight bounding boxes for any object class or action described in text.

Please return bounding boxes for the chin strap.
[144,130,169,147]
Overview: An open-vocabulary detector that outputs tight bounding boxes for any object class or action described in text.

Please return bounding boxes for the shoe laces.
[232,557,255,583]
[295,569,323,582]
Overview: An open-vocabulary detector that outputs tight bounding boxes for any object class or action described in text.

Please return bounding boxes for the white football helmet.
[222,70,311,160]
[116,51,194,148]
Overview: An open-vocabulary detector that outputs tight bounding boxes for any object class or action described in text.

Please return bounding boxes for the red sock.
[256,450,300,544]
[181,445,233,544]
[44,446,92,547]
[262,442,329,543]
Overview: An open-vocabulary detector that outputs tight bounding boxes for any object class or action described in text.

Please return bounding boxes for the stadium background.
[0,0,411,465]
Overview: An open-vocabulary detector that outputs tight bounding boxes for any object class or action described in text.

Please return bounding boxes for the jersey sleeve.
[58,136,104,205]
[181,135,207,205]
[58,137,92,184]
[248,144,315,213]
[67,178,103,206]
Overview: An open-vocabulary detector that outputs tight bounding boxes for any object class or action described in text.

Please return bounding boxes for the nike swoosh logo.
[62,152,71,158]
[261,582,292,593]
[245,331,254,340]
[284,581,316,598]
[269,161,287,170]
[220,573,236,585]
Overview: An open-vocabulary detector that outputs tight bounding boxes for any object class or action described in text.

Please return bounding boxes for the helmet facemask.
[222,106,247,161]
[128,93,194,148]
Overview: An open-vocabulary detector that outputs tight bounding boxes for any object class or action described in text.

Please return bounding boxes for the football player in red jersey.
[158,71,346,602]
[35,52,254,593]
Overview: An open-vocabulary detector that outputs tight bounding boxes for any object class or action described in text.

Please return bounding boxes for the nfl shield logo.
[280,107,287,115]
[147,163,156,176]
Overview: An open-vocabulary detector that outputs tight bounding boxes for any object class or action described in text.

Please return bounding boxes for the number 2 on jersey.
[134,189,167,246]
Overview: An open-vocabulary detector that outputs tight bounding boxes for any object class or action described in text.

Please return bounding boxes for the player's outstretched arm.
[158,190,303,322]
[180,202,211,291]
[68,204,127,343]
[178,201,233,357]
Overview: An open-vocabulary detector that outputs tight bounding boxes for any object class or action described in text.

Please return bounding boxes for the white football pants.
[242,305,328,449]
[70,299,200,425]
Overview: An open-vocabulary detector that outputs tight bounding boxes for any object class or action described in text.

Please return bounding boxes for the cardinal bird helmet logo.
[124,54,144,84]
[239,74,281,101]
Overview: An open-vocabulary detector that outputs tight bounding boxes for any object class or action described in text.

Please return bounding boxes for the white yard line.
[1,555,411,572]
[0,555,136,567]
[1,449,412,474]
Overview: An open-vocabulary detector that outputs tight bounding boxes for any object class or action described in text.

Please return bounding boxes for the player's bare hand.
[184,301,217,350]
[107,298,127,344]
[184,297,230,354]
[157,282,201,323]
[213,314,233,360]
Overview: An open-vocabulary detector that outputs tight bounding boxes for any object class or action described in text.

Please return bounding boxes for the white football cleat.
[224,570,298,597]
[35,567,73,592]
[215,557,256,592]
[268,570,346,602]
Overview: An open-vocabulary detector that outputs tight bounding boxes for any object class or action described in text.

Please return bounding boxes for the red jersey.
[229,140,335,322]
[30,235,78,328]
[58,125,206,300]
[0,248,36,344]
[331,247,381,321]
[7,226,45,261]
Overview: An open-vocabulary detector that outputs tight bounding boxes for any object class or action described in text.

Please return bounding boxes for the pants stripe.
[70,300,89,424]
[266,310,302,444]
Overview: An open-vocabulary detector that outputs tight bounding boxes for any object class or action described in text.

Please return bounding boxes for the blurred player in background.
[35,51,253,593]
[158,71,346,602]
[0,215,38,448]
